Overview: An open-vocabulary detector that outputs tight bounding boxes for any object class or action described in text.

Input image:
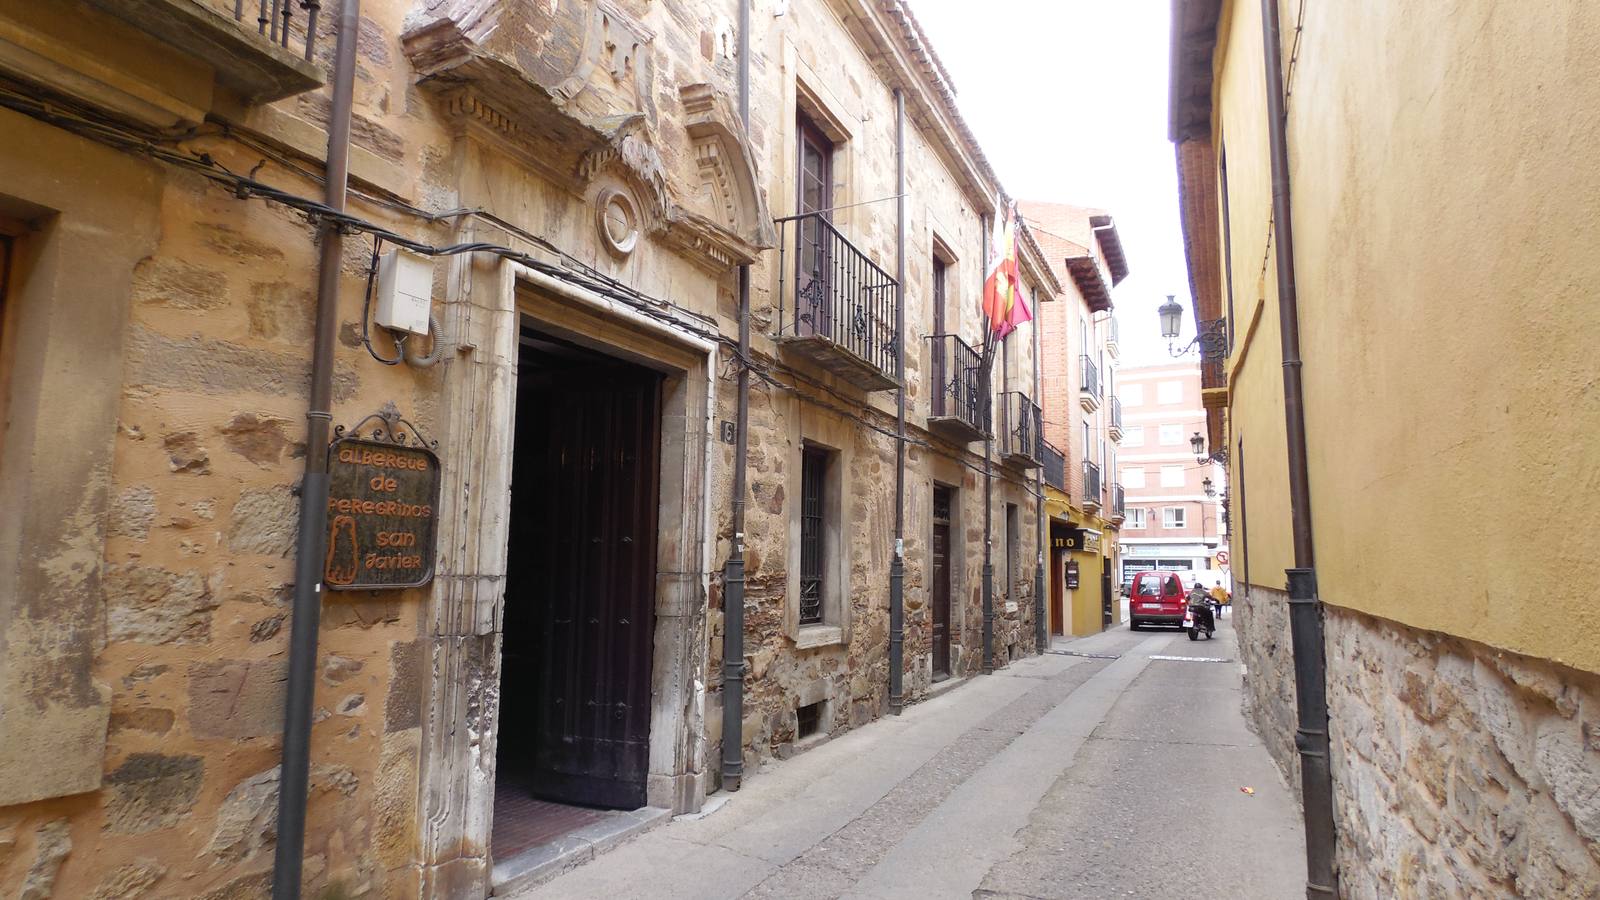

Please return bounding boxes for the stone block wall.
[1237,586,1600,898]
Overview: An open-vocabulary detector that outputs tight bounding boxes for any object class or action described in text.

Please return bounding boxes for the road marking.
[1149,654,1234,663]
[1045,649,1122,660]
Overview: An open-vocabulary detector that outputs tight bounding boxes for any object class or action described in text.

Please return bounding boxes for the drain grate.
[1149,654,1234,664]
[1046,649,1122,660]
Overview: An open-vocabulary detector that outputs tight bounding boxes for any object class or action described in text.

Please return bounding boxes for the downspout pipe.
[271,0,358,896]
[1259,0,1337,895]
[888,88,907,713]
[980,216,994,675]
[1032,290,1046,654]
[720,0,752,793]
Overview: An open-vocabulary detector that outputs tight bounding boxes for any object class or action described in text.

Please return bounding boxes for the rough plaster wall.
[1219,0,1600,668]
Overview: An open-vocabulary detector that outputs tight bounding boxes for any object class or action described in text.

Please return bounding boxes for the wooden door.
[516,364,661,809]
[1049,545,1065,636]
[931,486,953,678]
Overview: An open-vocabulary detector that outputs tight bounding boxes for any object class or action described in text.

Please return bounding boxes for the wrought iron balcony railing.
[1113,482,1126,518]
[1082,460,1103,508]
[1109,396,1124,438]
[1042,441,1067,492]
[1080,354,1100,397]
[776,211,900,391]
[926,333,987,443]
[998,392,1042,469]
[229,0,324,60]
[82,0,325,105]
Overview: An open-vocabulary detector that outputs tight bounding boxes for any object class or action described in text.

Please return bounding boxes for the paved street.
[509,613,1304,899]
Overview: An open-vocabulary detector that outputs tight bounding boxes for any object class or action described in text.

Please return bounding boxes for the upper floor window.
[931,256,948,335]
[1163,506,1188,529]
[1122,425,1144,447]
[1122,383,1144,407]
[1122,466,1146,489]
[1127,507,1147,529]
[1157,380,1183,404]
[1160,465,1185,487]
[798,113,834,217]
[1159,423,1183,446]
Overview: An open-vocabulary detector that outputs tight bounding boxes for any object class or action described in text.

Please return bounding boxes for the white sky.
[910,0,1191,367]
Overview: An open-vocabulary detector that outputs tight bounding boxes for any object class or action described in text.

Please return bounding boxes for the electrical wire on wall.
[0,79,1014,482]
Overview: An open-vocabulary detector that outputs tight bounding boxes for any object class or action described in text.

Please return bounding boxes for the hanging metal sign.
[324,406,440,591]
[1066,560,1080,589]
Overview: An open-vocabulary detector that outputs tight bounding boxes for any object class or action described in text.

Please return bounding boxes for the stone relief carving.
[404,2,772,272]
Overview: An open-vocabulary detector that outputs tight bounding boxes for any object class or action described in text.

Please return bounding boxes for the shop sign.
[1082,531,1101,553]
[1066,560,1080,589]
[324,408,440,590]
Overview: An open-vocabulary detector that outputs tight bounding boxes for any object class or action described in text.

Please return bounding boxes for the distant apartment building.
[1114,362,1224,585]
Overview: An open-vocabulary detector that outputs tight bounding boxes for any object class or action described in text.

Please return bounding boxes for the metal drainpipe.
[1032,284,1046,654]
[1259,0,1337,894]
[271,0,358,896]
[888,88,907,713]
[720,0,752,793]
[980,216,994,675]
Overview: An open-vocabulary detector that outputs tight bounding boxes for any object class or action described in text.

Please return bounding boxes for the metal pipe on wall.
[888,88,907,713]
[721,0,753,792]
[980,215,994,675]
[1033,276,1046,654]
[271,0,359,896]
[1258,0,1337,894]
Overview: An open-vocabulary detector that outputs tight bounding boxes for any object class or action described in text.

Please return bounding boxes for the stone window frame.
[0,118,159,806]
[786,404,853,648]
[1005,501,1020,599]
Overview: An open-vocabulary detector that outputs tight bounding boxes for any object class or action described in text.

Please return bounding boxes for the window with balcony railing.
[926,333,987,441]
[1042,441,1067,492]
[776,211,900,390]
[1080,354,1100,398]
[1082,460,1103,504]
[998,392,1042,467]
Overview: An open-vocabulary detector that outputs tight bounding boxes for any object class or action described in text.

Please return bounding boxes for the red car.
[1128,570,1188,630]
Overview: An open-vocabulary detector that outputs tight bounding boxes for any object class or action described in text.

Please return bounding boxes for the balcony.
[1111,483,1126,524]
[1079,354,1101,412]
[926,334,988,443]
[81,0,325,112]
[1105,315,1120,359]
[998,392,1042,469]
[1108,396,1124,441]
[1082,460,1103,512]
[1042,441,1067,493]
[777,212,900,392]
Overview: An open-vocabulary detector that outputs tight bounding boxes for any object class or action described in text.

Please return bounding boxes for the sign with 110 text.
[324,437,440,590]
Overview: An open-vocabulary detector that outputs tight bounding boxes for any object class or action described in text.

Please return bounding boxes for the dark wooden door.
[1049,545,1065,636]
[514,363,660,809]
[796,115,834,338]
[931,486,952,678]
[1100,557,1114,628]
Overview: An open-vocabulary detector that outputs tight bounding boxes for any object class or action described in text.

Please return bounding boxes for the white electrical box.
[374,248,434,335]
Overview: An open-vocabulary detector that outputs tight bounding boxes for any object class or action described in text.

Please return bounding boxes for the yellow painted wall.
[1069,548,1104,637]
[1213,0,1600,673]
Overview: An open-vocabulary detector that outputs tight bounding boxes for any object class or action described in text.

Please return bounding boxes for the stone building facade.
[0,1,1047,897]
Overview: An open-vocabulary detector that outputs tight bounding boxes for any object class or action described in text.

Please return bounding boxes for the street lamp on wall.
[1158,294,1228,369]
[1202,476,1216,498]
[1193,430,1228,467]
